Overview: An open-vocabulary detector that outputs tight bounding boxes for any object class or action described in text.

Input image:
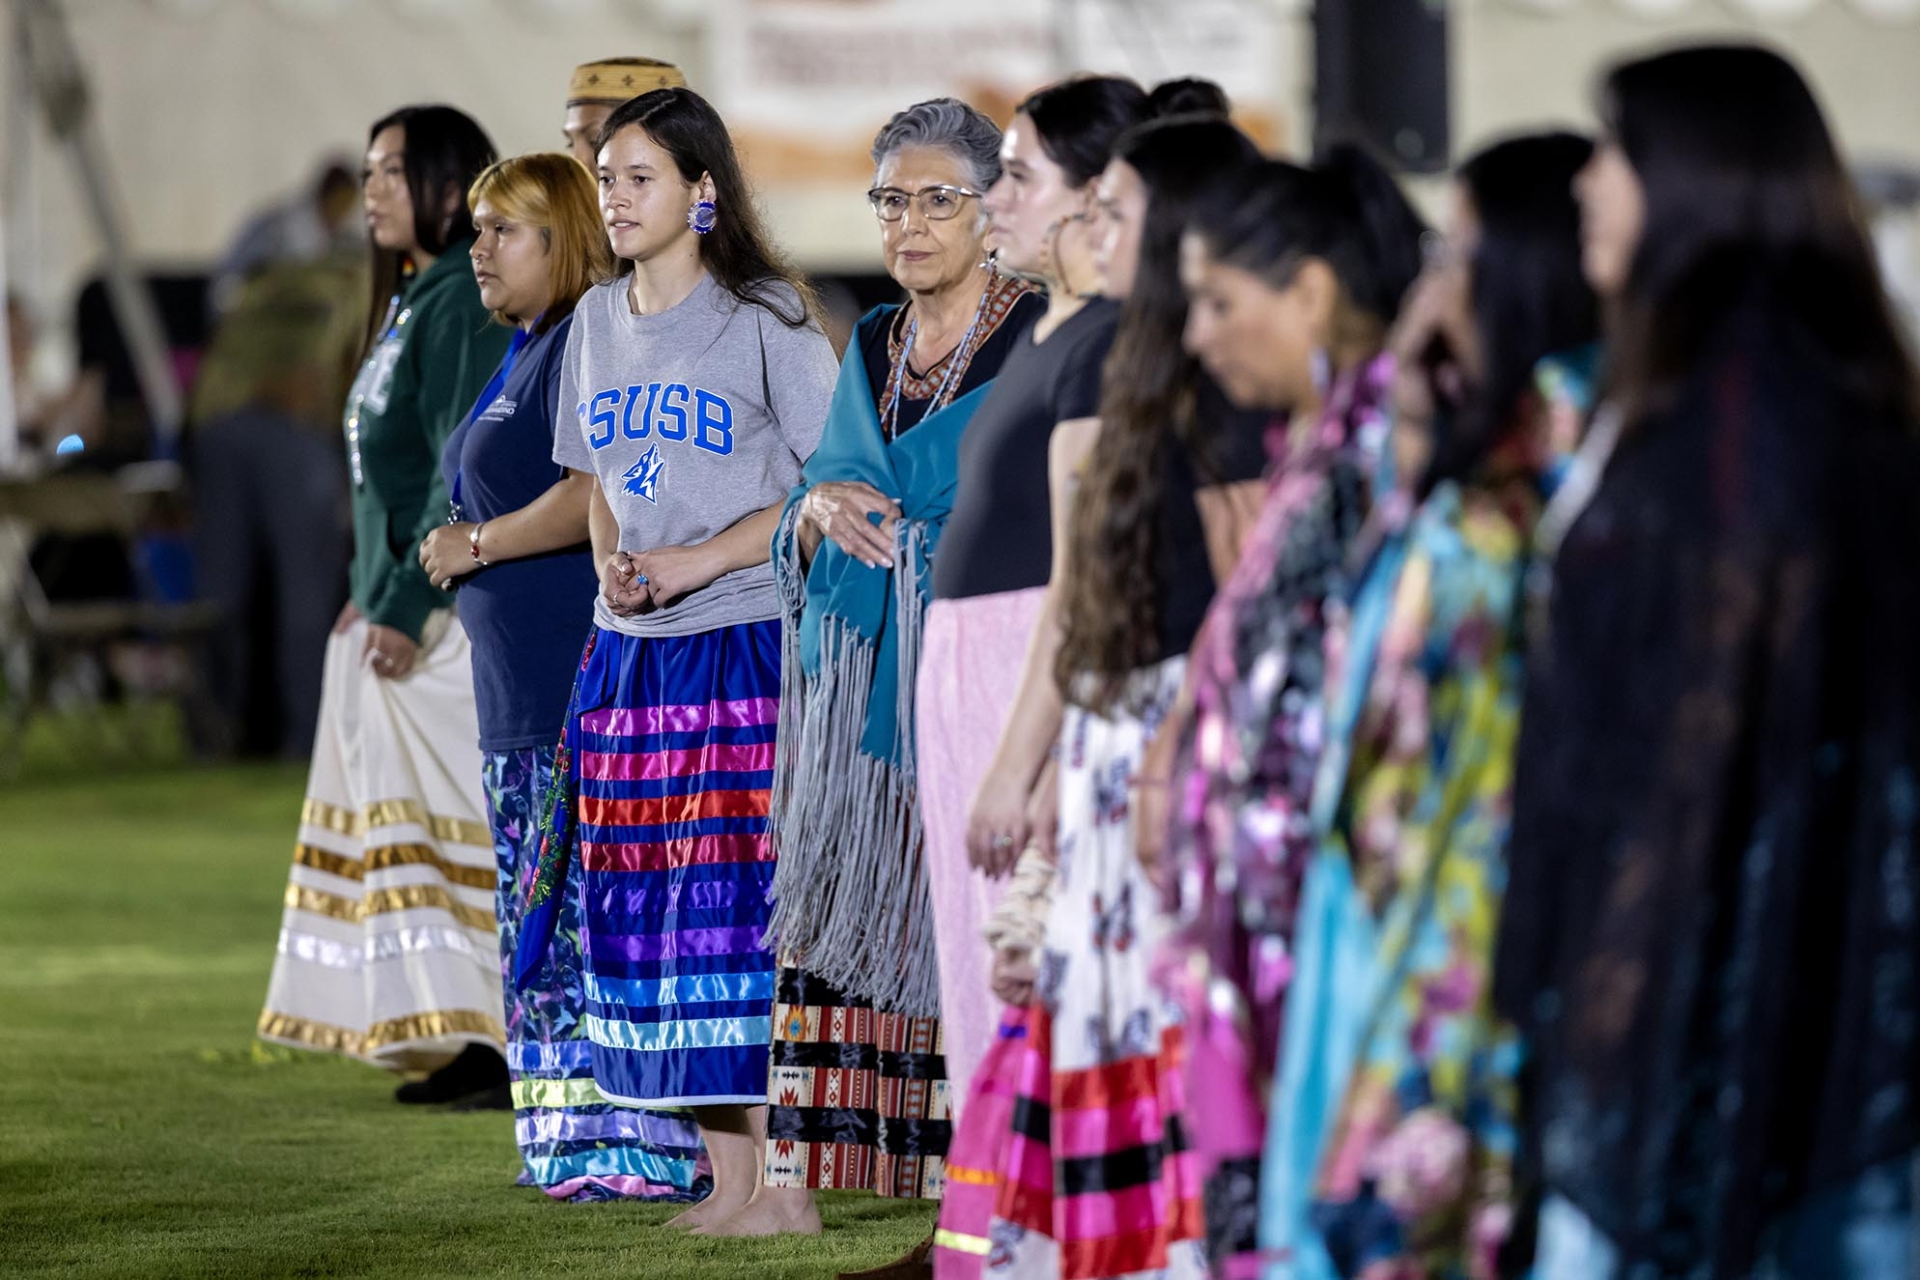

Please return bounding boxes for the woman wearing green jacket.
[258,105,516,1107]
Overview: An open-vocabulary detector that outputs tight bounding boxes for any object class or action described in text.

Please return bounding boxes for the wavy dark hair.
[1055,116,1261,710]
[1419,131,1599,496]
[1188,145,1426,352]
[1602,44,1919,431]
[361,104,496,356]
[596,87,818,328]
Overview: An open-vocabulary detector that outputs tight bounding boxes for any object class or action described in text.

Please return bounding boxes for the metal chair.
[0,465,224,776]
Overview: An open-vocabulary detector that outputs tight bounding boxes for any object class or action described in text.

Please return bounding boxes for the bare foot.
[664,1187,752,1232]
[690,1189,822,1238]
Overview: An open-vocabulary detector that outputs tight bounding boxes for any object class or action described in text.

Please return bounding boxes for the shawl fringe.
[766,511,940,1016]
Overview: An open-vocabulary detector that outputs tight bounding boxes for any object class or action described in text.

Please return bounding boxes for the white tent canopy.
[1504,0,1920,16]
[3,0,1918,380]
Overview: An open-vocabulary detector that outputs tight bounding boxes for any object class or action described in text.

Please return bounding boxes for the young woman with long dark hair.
[1258,131,1599,1280]
[957,113,1269,1280]
[258,105,515,1100]
[915,74,1149,1124]
[1160,149,1426,1275]
[510,87,838,1234]
[1495,45,1920,1279]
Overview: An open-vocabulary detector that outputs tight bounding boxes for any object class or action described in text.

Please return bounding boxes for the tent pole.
[18,0,183,458]
[0,9,23,473]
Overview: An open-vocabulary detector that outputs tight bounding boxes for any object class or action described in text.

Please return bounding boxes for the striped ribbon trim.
[284,882,494,933]
[293,842,494,890]
[934,1228,992,1257]
[943,1163,998,1186]
[511,1076,698,1115]
[523,1148,699,1188]
[302,798,490,848]
[583,1012,771,1053]
[258,1008,504,1056]
[275,923,483,971]
[513,1077,610,1110]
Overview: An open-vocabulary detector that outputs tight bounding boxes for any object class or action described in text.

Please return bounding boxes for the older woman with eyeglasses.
[737,100,1041,1252]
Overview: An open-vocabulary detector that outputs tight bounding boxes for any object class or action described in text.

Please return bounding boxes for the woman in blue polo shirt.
[417,152,705,1204]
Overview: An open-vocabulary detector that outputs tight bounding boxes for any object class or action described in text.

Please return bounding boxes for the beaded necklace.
[878,270,1000,441]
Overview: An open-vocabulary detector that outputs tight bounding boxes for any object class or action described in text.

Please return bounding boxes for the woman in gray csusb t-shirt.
[509,87,836,1236]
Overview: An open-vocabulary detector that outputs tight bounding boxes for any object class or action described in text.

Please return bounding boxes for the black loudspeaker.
[1313,0,1450,174]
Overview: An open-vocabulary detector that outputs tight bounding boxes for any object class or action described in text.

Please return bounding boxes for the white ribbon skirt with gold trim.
[258,610,504,1071]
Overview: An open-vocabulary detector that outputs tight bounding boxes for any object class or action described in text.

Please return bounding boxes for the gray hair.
[869,98,1004,191]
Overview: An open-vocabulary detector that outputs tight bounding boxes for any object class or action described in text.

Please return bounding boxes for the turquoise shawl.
[766,305,996,1014]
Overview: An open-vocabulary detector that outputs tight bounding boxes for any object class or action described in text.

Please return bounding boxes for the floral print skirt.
[987,657,1206,1280]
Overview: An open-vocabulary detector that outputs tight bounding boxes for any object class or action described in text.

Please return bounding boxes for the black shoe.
[836,1234,934,1280]
[393,1044,508,1105]
[450,1082,513,1112]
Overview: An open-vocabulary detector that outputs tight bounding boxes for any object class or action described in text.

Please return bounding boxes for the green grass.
[0,764,933,1278]
[2,699,192,783]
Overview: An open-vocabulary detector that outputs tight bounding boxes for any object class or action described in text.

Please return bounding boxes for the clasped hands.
[601,544,720,617]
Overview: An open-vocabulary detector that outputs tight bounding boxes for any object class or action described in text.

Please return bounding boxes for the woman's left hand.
[419,523,479,590]
[363,623,419,680]
[967,759,1034,878]
[631,544,723,608]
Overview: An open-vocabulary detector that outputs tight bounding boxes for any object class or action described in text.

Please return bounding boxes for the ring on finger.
[991,834,1014,850]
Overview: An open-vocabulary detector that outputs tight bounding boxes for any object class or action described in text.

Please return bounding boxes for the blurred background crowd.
[3,6,1920,1280]
[1,0,1917,772]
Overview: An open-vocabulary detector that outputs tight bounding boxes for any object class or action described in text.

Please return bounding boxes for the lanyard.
[449,325,533,522]
[346,290,407,488]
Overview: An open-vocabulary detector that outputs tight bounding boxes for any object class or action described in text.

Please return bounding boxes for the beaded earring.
[688,200,717,235]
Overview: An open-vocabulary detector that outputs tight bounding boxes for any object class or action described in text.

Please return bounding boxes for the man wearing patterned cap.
[563,56,688,170]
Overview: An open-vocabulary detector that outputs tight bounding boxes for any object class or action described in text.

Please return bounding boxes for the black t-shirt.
[1155,379,1272,656]
[934,298,1121,600]
[858,291,1046,434]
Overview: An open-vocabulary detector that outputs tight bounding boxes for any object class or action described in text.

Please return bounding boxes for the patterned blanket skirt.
[765,965,950,1198]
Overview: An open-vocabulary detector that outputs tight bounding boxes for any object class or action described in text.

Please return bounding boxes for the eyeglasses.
[867,184,984,223]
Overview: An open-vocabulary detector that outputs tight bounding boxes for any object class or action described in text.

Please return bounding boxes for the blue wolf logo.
[622,444,665,503]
